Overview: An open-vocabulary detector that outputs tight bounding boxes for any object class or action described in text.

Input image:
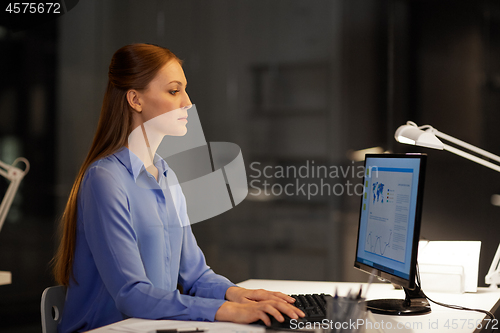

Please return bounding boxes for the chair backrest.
[41,286,67,333]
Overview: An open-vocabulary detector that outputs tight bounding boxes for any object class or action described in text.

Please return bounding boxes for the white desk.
[88,279,500,333]
[0,271,11,285]
[239,280,500,333]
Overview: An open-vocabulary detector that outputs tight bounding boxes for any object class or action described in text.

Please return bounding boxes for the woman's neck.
[127,123,164,179]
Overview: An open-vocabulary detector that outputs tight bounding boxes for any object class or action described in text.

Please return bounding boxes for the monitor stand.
[366,284,431,315]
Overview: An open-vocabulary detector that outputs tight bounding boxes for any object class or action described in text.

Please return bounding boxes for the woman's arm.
[80,165,226,321]
[178,226,237,300]
[172,172,304,325]
[175,183,237,300]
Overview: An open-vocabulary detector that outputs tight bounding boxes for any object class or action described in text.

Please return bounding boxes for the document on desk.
[418,240,481,292]
[109,319,265,333]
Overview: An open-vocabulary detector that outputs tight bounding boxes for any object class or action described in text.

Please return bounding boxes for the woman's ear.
[126,89,143,112]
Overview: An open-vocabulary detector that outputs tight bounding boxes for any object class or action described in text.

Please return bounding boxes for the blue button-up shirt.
[58,147,236,333]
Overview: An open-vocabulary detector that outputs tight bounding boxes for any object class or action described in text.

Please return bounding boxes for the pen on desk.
[332,287,339,324]
[345,288,351,301]
[356,285,363,300]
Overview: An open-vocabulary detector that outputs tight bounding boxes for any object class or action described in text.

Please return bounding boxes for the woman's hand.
[214,300,305,326]
[225,286,296,304]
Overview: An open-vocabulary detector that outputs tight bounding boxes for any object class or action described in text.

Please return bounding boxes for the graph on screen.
[365,168,413,263]
[366,229,392,256]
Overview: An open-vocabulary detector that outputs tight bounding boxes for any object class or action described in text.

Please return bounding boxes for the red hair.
[53,44,181,286]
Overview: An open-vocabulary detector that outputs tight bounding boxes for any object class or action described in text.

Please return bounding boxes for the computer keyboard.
[292,294,329,320]
[254,293,332,329]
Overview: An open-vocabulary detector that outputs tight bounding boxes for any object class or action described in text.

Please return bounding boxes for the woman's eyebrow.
[167,80,184,86]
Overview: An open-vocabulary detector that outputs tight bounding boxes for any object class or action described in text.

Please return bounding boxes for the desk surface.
[88,279,500,333]
[0,271,11,285]
[241,280,500,332]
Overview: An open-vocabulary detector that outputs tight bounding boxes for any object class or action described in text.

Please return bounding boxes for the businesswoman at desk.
[52,43,304,333]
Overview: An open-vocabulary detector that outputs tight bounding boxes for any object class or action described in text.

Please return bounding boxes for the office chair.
[41,286,66,333]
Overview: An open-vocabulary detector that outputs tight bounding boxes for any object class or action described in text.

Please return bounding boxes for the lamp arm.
[0,178,21,231]
[443,144,500,173]
[398,122,500,172]
[0,158,30,232]
[432,130,500,164]
[0,163,9,179]
[486,243,500,288]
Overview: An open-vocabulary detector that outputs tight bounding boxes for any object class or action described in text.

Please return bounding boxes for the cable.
[416,263,496,320]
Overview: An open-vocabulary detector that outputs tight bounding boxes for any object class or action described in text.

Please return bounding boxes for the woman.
[53,43,304,333]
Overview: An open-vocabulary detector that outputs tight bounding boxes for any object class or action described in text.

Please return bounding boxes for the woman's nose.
[182,92,192,109]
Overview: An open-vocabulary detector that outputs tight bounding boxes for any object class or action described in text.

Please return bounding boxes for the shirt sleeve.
[80,165,227,321]
[175,179,238,301]
[178,225,238,301]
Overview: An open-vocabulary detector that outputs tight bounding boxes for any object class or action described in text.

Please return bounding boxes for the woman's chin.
[170,126,188,136]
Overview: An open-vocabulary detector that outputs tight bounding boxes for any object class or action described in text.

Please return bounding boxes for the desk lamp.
[0,157,29,232]
[394,121,500,288]
[395,121,500,173]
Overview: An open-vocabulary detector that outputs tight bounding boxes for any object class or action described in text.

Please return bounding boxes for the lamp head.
[395,123,444,150]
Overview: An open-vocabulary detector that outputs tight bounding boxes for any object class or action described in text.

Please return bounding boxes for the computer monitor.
[354,153,431,315]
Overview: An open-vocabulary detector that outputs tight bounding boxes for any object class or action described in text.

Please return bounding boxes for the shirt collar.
[114,147,169,182]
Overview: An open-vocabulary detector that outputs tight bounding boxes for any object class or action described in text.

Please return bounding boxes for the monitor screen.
[354,153,427,290]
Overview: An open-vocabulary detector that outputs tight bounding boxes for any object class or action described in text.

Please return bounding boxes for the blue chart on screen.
[366,167,413,263]
[372,182,385,204]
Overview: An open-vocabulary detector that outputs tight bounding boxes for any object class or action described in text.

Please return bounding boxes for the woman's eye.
[169,90,180,96]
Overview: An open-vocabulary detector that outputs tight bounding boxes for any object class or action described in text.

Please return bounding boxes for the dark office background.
[0,0,499,331]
